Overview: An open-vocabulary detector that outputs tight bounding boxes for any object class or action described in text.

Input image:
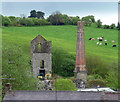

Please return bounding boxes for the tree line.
[0,10,120,30]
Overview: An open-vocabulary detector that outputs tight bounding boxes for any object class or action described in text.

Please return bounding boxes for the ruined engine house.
[31,35,52,78]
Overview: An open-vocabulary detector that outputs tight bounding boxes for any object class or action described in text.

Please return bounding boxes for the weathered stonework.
[74,21,87,88]
[31,35,52,78]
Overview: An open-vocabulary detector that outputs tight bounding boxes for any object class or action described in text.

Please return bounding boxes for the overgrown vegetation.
[87,79,106,88]
[52,48,75,77]
[2,45,40,97]
[53,79,78,91]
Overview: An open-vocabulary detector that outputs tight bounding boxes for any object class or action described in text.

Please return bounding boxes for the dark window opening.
[40,60,44,68]
[38,69,45,79]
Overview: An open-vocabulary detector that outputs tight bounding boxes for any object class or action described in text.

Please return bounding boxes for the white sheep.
[99,43,102,45]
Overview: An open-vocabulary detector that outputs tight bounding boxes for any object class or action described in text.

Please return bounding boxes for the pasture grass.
[2,25,118,64]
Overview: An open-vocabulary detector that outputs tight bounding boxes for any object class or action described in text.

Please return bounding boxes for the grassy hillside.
[2,25,118,64]
[2,25,119,91]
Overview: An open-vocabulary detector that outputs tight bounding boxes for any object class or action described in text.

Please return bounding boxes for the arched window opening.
[40,60,44,68]
[37,44,41,52]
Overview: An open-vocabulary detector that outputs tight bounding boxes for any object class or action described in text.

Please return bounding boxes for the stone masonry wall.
[32,53,52,77]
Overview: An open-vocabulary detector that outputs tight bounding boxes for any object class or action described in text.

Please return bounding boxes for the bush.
[15,24,23,27]
[110,24,115,29]
[26,18,34,26]
[104,25,109,29]
[96,19,102,28]
[87,79,106,88]
[53,79,78,91]
[48,11,64,25]
[70,16,80,25]
[2,17,12,26]
[58,58,75,77]
[52,48,75,77]
[38,19,51,25]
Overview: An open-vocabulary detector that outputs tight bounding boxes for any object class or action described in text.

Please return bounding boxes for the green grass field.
[2,25,118,64]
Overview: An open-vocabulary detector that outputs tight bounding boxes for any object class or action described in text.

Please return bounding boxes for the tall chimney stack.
[74,21,87,87]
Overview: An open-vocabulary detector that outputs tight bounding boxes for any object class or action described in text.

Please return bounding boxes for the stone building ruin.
[31,35,52,78]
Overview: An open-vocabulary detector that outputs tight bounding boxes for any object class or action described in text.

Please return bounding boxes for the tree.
[104,25,109,29]
[87,15,95,23]
[96,19,102,28]
[25,18,34,26]
[29,10,37,18]
[37,11,45,19]
[82,15,95,25]
[110,23,115,29]
[2,16,12,26]
[48,11,64,25]
[18,18,27,26]
[8,16,16,21]
[82,17,92,26]
[70,16,80,25]
[117,22,120,30]
[61,14,70,25]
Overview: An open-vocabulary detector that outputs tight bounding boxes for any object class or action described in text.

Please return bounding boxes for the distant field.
[2,25,118,64]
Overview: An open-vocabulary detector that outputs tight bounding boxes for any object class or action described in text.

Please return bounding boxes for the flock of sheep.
[89,37,117,47]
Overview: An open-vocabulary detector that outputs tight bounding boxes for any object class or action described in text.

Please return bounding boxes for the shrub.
[53,79,78,91]
[58,58,75,77]
[96,19,102,28]
[15,24,23,27]
[87,79,106,88]
[110,23,115,29]
[87,75,95,81]
[38,19,51,25]
[104,25,109,29]
[25,18,35,26]
[18,18,27,26]
[52,48,75,77]
[2,17,12,26]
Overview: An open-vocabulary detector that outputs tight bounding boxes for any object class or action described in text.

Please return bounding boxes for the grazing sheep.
[112,45,116,47]
[104,40,107,42]
[105,43,107,45]
[100,37,102,39]
[99,43,102,45]
[89,38,92,40]
[99,39,102,41]
[97,42,99,45]
[91,38,95,40]
[97,37,99,40]
[112,40,115,43]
